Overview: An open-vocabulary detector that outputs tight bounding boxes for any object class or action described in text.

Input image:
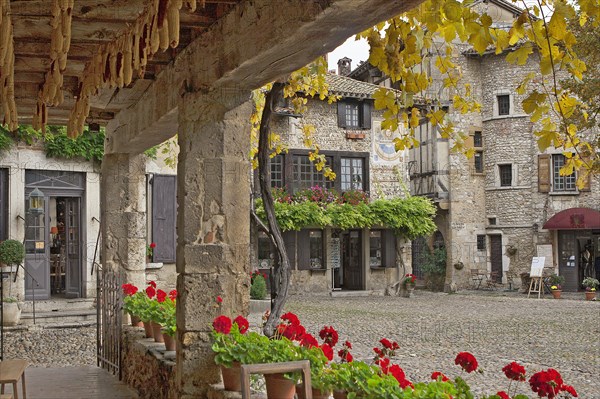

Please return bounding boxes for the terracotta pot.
[333,390,349,399]
[142,321,154,338]
[151,322,164,343]
[551,290,562,299]
[585,291,596,301]
[296,383,330,399]
[163,333,176,351]
[221,362,242,392]
[130,314,144,327]
[264,373,296,399]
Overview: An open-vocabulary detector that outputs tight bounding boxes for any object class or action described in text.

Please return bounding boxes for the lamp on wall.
[28,187,45,214]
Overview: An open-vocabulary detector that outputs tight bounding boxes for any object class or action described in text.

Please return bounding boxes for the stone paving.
[2,290,599,398]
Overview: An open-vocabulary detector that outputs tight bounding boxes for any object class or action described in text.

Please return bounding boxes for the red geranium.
[338,340,353,363]
[282,323,306,341]
[121,283,138,296]
[529,369,565,398]
[216,295,223,303]
[373,347,384,358]
[280,312,301,326]
[496,391,510,399]
[149,242,156,249]
[233,315,249,334]
[503,361,526,381]
[300,333,319,348]
[431,371,449,382]
[454,351,478,373]
[156,289,167,303]
[319,326,339,347]
[320,343,334,361]
[380,338,393,349]
[146,285,156,299]
[148,281,157,288]
[344,340,352,349]
[212,315,232,334]
[561,385,577,397]
[168,289,178,301]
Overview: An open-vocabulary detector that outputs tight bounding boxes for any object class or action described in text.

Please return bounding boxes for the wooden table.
[0,360,27,399]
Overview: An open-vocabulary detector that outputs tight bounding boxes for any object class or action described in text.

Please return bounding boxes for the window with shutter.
[337,100,373,129]
[151,174,177,263]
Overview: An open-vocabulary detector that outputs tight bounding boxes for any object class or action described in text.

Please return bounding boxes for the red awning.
[543,207,600,230]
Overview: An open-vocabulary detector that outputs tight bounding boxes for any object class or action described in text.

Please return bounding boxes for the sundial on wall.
[372,120,403,164]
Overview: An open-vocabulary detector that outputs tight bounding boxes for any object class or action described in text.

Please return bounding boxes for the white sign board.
[530,257,546,277]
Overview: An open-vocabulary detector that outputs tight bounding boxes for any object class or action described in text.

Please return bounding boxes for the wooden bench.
[0,360,27,399]
[240,360,311,399]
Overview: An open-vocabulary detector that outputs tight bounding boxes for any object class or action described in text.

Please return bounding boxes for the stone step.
[329,290,383,297]
[20,298,96,313]
[20,308,97,327]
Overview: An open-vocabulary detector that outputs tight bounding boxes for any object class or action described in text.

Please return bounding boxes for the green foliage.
[2,297,18,303]
[420,247,447,291]
[255,196,436,239]
[44,127,105,162]
[250,274,267,300]
[0,240,25,266]
[144,146,158,159]
[582,277,599,289]
[549,274,565,286]
[0,129,14,152]
[212,327,271,368]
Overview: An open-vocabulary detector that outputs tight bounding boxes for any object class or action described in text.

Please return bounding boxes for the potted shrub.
[549,274,565,299]
[400,273,416,298]
[0,240,25,326]
[582,277,599,301]
[1,296,21,326]
[159,289,178,351]
[250,271,267,300]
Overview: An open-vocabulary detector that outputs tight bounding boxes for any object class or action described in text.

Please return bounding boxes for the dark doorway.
[489,235,502,282]
[339,230,363,290]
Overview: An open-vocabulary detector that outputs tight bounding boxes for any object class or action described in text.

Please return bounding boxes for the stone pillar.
[100,153,147,289]
[176,89,251,398]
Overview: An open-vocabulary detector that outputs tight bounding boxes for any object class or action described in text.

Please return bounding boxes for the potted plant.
[157,289,177,351]
[549,274,565,299]
[1,296,21,326]
[400,273,417,298]
[582,277,599,301]
[0,240,25,326]
[146,242,156,263]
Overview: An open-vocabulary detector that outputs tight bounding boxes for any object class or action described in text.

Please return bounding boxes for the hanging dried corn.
[0,1,18,131]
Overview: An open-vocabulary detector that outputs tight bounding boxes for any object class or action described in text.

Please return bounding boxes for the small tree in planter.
[0,239,25,325]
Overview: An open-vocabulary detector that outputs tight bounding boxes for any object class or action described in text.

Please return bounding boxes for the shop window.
[369,230,382,267]
[257,232,273,268]
[298,229,324,270]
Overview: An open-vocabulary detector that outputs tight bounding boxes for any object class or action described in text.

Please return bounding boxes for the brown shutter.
[0,168,7,241]
[337,101,346,128]
[361,101,372,130]
[297,229,311,270]
[283,231,297,270]
[382,230,397,268]
[538,154,551,193]
[152,174,177,263]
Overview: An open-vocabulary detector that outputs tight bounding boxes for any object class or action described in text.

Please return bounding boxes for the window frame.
[497,94,510,116]
[474,151,484,174]
[341,157,364,191]
[551,154,577,192]
[270,154,284,188]
[476,235,486,251]
[337,99,372,130]
[499,164,513,187]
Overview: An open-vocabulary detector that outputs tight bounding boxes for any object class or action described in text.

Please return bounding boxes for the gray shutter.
[382,230,397,268]
[337,101,346,128]
[297,229,311,270]
[283,231,297,270]
[152,174,177,263]
[361,101,372,130]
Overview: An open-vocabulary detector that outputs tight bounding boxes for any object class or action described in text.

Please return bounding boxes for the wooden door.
[490,235,502,282]
[343,230,363,290]
[65,198,82,297]
[25,202,50,300]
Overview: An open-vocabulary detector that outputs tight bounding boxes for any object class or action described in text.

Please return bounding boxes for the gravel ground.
[2,291,598,398]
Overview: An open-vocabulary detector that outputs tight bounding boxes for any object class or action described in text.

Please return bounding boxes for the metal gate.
[96,264,122,379]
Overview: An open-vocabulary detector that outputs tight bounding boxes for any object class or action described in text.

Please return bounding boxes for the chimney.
[337,57,352,76]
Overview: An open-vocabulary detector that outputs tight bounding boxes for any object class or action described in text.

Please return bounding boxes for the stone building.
[348,0,600,291]
[253,71,414,295]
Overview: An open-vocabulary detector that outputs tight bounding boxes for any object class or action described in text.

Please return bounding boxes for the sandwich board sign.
[530,257,545,277]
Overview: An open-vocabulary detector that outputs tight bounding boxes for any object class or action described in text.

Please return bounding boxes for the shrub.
[250,274,267,300]
[0,240,25,266]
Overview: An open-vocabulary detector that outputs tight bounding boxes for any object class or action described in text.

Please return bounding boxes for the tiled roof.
[325,73,383,99]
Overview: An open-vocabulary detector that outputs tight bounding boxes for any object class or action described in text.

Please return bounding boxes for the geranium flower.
[156,289,167,303]
[529,368,563,398]
[212,315,232,334]
[281,312,300,326]
[149,242,156,249]
[121,283,138,296]
[216,295,223,303]
[344,340,352,349]
[561,385,577,397]
[282,323,306,341]
[320,343,334,361]
[338,348,353,362]
[168,289,178,301]
[380,338,393,349]
[503,361,526,381]
[146,286,156,299]
[496,391,510,399]
[233,315,249,334]
[373,347,384,358]
[319,326,339,347]
[300,333,319,348]
[148,281,157,288]
[454,351,478,373]
[431,371,449,382]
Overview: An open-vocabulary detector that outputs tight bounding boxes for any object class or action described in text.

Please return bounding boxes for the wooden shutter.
[337,101,347,128]
[283,231,297,270]
[382,230,397,268]
[0,168,7,241]
[538,154,551,193]
[361,101,372,130]
[297,229,311,270]
[152,174,177,263]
